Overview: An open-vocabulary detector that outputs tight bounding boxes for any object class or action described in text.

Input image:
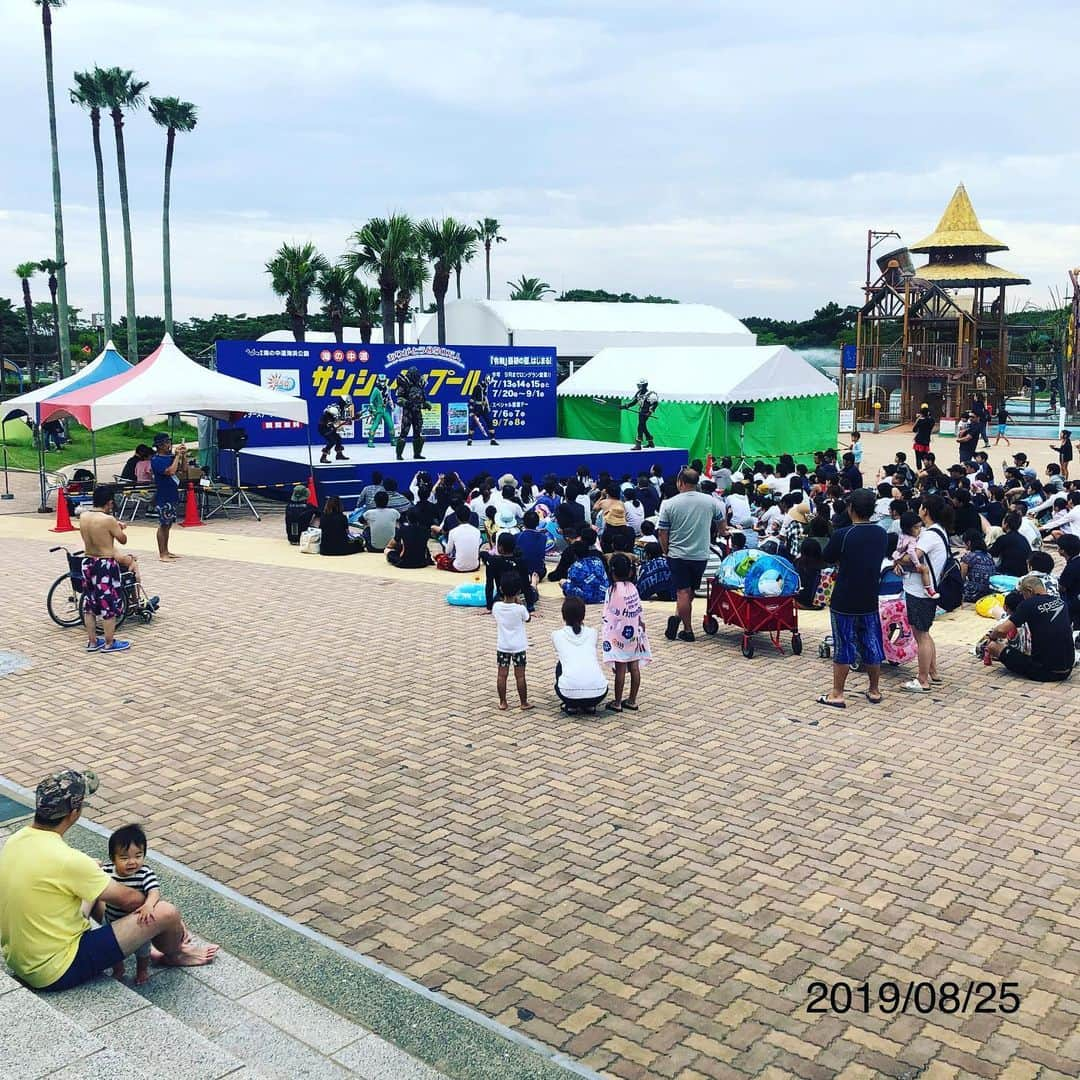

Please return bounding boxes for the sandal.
[559,704,580,715]
[816,695,846,709]
[605,701,623,713]
[622,702,639,712]
[865,692,883,704]
[900,680,930,693]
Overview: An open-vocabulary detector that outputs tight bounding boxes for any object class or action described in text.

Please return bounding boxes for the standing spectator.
[481,533,536,611]
[901,495,951,692]
[956,412,977,464]
[818,488,887,707]
[1057,534,1080,631]
[994,400,1013,446]
[492,572,533,711]
[658,467,727,642]
[150,433,184,561]
[985,575,1075,682]
[362,490,400,553]
[1050,430,1073,481]
[601,553,650,711]
[285,484,319,545]
[971,395,990,447]
[912,405,935,469]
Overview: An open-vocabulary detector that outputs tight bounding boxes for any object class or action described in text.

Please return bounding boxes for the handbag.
[298,528,321,554]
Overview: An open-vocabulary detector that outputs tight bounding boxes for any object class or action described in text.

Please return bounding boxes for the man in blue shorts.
[658,467,727,643]
[0,769,217,991]
[819,488,888,707]
[150,432,185,561]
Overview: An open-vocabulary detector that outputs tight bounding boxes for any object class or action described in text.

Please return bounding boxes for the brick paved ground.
[1,432,1078,1078]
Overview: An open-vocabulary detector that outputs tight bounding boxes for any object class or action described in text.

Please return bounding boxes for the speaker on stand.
[727,405,755,472]
[216,427,260,520]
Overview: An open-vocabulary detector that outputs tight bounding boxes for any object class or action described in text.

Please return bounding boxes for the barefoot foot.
[498,701,509,711]
[111,962,126,981]
[159,944,217,967]
[520,702,535,711]
[135,965,151,986]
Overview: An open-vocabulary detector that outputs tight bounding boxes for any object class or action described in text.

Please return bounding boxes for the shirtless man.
[78,484,132,654]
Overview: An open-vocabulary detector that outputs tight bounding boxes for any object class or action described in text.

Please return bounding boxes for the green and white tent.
[557,345,838,464]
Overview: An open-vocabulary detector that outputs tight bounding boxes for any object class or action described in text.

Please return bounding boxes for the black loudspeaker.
[729,406,755,424]
[218,427,248,451]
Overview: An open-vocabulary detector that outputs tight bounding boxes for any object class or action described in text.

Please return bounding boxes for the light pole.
[91,312,105,351]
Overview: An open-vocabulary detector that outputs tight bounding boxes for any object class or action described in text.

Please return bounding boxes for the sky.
[2,0,1078,325]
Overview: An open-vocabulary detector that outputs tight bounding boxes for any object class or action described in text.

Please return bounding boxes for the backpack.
[927,525,963,612]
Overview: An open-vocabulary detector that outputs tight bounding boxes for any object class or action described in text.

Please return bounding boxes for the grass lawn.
[1,419,198,473]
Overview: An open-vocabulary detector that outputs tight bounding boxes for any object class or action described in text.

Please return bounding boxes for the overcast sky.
[3,0,1078,323]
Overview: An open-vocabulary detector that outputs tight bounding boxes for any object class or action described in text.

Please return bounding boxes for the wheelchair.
[47,547,159,630]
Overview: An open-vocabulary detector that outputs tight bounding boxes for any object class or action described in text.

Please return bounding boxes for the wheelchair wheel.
[78,593,128,632]
[47,574,83,628]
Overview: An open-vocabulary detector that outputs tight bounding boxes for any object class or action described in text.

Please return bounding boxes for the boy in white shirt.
[446,509,483,571]
[492,572,533,711]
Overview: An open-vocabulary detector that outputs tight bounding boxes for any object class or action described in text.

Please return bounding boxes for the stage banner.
[213,341,557,446]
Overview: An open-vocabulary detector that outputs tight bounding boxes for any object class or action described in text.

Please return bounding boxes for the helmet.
[375,373,388,387]
[406,366,420,382]
[637,379,648,390]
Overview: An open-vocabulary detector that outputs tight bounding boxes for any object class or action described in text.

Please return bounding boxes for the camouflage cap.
[35,768,99,821]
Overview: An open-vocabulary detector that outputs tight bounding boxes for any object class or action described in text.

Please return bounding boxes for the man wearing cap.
[0,769,217,990]
[150,432,184,561]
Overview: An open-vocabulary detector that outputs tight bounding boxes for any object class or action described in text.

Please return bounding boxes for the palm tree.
[453,227,479,300]
[476,218,506,301]
[70,68,113,343]
[265,242,329,341]
[349,281,381,344]
[507,275,553,301]
[13,263,38,384]
[148,96,198,337]
[37,259,63,376]
[36,0,72,376]
[315,264,355,343]
[394,255,429,345]
[100,66,149,360]
[417,218,476,345]
[343,215,416,345]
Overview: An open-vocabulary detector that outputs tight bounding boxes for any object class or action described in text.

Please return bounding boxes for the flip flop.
[622,702,639,712]
[865,692,883,704]
[605,701,623,713]
[816,695,846,709]
[900,680,930,692]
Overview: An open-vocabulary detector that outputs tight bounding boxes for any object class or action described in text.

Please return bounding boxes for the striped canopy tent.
[2,340,131,423]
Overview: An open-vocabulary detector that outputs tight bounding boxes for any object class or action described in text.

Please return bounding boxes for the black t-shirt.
[913,416,935,444]
[840,465,863,490]
[1011,594,1075,671]
[319,511,358,556]
[822,523,888,615]
[952,505,982,537]
[121,455,140,483]
[394,523,433,568]
[984,502,1005,527]
[990,530,1031,577]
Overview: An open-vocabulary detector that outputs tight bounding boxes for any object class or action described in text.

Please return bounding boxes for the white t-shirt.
[766,475,788,497]
[624,501,645,534]
[1017,515,1042,549]
[551,625,608,699]
[726,493,752,527]
[759,505,783,535]
[905,524,948,599]
[492,601,530,653]
[447,522,482,572]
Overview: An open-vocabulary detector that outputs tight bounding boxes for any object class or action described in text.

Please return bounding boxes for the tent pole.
[36,408,49,513]
[305,424,317,503]
[1,428,13,500]
[91,428,98,482]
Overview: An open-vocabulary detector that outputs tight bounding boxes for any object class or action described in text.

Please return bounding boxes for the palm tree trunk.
[90,108,113,341]
[454,263,462,300]
[332,312,343,343]
[162,126,176,336]
[379,270,396,345]
[21,280,35,385]
[111,107,139,360]
[434,268,450,346]
[41,2,72,376]
[485,241,492,301]
[359,319,373,345]
[290,312,305,342]
[48,273,61,376]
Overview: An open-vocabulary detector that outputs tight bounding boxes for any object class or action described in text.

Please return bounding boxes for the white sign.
[939,418,957,436]
[838,408,855,434]
[259,369,301,396]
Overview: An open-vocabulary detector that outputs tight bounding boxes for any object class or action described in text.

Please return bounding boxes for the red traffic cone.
[705,454,715,479]
[179,481,204,528]
[49,488,76,533]
[306,474,318,508]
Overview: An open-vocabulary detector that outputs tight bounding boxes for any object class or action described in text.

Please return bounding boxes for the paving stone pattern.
[1,534,1078,1078]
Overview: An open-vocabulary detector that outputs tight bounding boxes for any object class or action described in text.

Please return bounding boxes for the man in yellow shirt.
[0,769,217,990]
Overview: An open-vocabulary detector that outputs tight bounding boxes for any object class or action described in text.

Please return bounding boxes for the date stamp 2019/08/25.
[806,980,1021,1016]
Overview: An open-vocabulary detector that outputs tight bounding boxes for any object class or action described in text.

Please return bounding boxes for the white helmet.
[637,378,648,390]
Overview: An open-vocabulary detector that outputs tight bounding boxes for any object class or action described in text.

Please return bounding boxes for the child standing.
[893,511,937,599]
[994,401,1013,446]
[601,553,651,712]
[1050,430,1072,481]
[492,571,533,711]
[845,430,863,467]
[101,823,161,985]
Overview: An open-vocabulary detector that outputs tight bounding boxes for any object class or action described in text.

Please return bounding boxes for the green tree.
[315,264,355,343]
[394,254,429,345]
[507,275,553,301]
[13,263,38,383]
[453,227,478,300]
[148,96,198,336]
[100,66,149,360]
[348,282,381,344]
[418,218,475,344]
[35,0,72,375]
[265,242,329,341]
[37,259,64,377]
[344,215,416,346]
[556,288,678,304]
[70,67,113,344]
[475,217,506,301]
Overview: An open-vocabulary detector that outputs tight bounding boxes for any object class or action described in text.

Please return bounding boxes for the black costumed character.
[318,395,353,463]
[395,367,431,460]
[623,379,659,450]
[467,374,499,447]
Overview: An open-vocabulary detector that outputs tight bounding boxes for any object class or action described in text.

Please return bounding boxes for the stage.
[220,437,688,504]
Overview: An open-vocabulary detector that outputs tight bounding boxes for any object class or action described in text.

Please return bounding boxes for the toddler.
[893,511,937,598]
[601,553,651,711]
[101,823,160,985]
[492,571,533,711]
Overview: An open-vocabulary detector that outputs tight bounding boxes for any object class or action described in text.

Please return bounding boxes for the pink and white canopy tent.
[39,334,308,428]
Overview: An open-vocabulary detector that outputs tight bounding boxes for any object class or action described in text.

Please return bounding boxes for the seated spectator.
[362,490,400,553]
[445,508,482,572]
[548,526,598,583]
[515,510,549,585]
[561,546,608,604]
[960,531,995,602]
[120,444,153,484]
[985,575,1074,682]
[285,484,319,545]
[637,541,675,601]
[382,476,412,512]
[319,496,362,556]
[0,769,217,991]
[1027,550,1060,596]
[355,472,385,519]
[1057,533,1080,630]
[386,508,434,568]
[990,512,1032,577]
[482,532,537,611]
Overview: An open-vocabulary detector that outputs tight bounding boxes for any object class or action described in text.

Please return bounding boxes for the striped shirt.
[101,862,160,923]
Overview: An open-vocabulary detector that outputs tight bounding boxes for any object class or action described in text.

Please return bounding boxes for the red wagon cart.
[702,579,801,658]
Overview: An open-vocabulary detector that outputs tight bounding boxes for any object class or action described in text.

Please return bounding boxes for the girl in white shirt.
[551,595,609,715]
